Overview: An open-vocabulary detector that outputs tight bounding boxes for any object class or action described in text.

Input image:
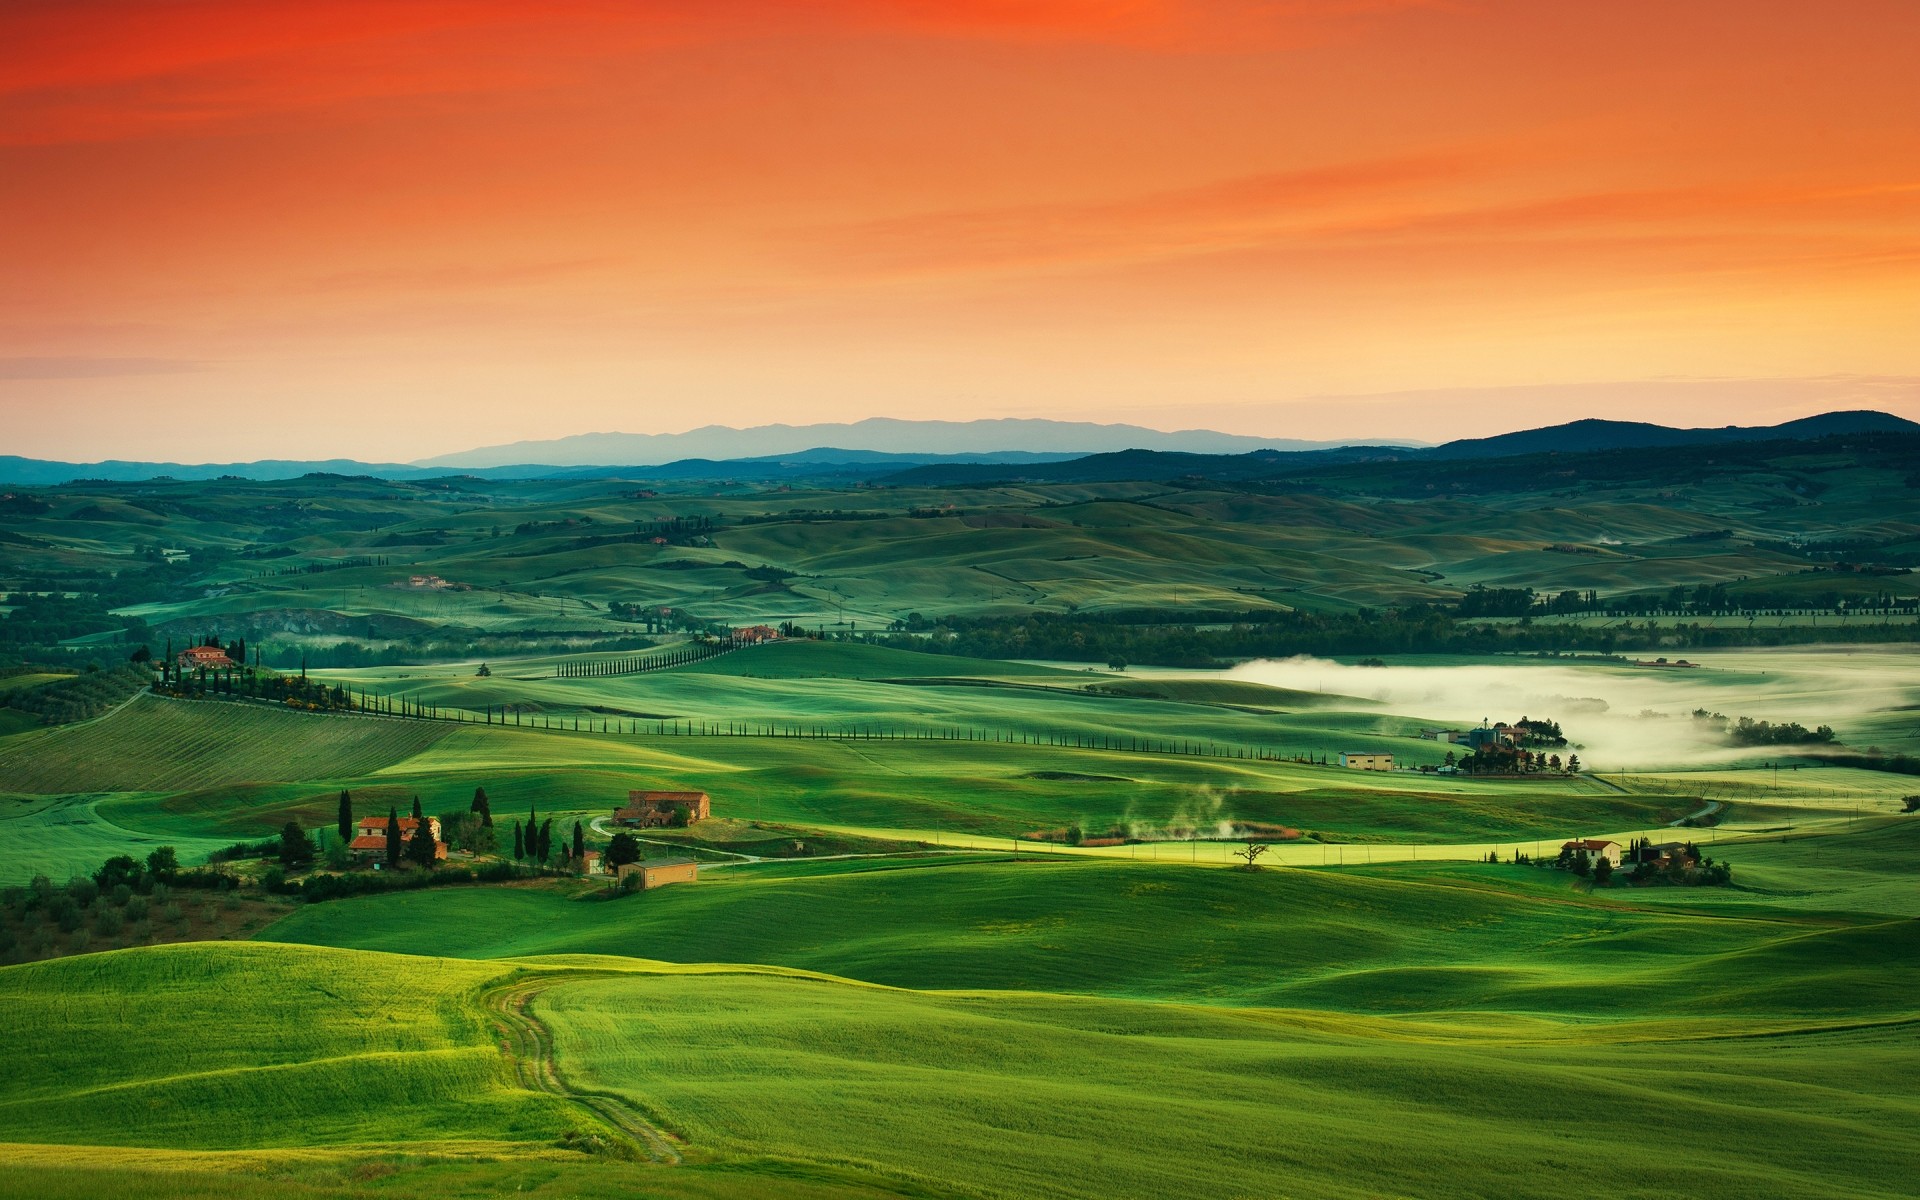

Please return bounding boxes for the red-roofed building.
[615,790,710,827]
[732,625,780,644]
[351,815,446,861]
[178,644,233,670]
[1560,838,1621,866]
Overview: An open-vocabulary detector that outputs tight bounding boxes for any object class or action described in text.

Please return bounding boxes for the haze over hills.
[0,410,1912,486]
[415,417,1388,468]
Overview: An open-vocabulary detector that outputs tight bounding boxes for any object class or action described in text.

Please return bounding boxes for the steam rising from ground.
[1226,651,1918,770]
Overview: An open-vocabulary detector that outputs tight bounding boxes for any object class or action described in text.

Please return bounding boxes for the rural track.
[482,972,683,1164]
[1670,799,1725,827]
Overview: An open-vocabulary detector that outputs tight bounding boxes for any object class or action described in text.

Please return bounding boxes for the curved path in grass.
[481,971,682,1164]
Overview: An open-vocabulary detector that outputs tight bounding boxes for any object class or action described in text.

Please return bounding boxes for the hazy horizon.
[2,393,1916,467]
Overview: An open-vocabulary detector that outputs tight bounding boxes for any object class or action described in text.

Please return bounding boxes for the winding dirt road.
[482,971,683,1164]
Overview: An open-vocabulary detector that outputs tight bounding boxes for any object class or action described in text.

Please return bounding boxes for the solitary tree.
[1232,842,1269,872]
[605,832,642,872]
[512,820,525,861]
[337,790,353,843]
[1107,656,1127,672]
[476,662,491,677]
[279,821,315,868]
[385,807,403,870]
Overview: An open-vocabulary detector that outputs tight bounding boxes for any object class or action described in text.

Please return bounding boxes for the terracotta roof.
[348,835,388,850]
[1562,839,1618,851]
[626,790,707,803]
[358,816,426,831]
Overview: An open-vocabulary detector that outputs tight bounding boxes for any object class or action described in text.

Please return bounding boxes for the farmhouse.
[177,644,233,670]
[1561,838,1621,867]
[616,858,700,890]
[732,624,781,644]
[1339,751,1394,771]
[615,790,711,827]
[349,815,446,862]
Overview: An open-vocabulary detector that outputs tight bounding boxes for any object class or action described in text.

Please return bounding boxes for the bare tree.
[1232,842,1269,872]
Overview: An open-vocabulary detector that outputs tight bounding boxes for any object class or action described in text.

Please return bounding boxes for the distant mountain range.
[0,410,1912,486]
[415,418,1391,468]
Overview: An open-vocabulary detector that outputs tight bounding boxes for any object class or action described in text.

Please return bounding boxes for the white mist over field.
[1227,651,1918,770]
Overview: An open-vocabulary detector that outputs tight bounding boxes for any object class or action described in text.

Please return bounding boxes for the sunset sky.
[3,0,1918,462]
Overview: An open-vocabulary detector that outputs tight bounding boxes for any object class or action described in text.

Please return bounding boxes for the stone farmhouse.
[614,790,711,828]
[349,815,446,862]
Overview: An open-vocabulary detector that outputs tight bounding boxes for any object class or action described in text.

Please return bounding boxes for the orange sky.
[3,0,1918,461]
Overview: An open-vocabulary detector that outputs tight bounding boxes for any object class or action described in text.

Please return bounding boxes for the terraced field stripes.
[0,694,451,794]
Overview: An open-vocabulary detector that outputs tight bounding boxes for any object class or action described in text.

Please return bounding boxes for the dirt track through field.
[482,972,683,1164]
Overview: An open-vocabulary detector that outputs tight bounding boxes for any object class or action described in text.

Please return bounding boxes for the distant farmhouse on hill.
[349,815,445,862]
[615,790,711,828]
[177,644,233,670]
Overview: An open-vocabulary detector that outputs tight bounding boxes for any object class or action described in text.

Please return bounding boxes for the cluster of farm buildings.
[338,788,713,890]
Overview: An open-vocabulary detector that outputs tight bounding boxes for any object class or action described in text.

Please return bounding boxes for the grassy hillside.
[541,966,1920,1200]
[0,695,448,795]
[3,935,1915,1200]
[0,943,572,1149]
[265,833,1920,1016]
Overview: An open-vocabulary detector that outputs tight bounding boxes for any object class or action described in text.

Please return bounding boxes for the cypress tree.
[537,819,553,864]
[571,820,584,864]
[408,813,439,869]
[337,790,352,843]
[411,796,423,821]
[513,820,524,861]
[471,786,492,827]
[385,807,402,870]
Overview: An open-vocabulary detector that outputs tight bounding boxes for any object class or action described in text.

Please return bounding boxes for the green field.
[3,822,1916,1198]
[5,466,1919,1198]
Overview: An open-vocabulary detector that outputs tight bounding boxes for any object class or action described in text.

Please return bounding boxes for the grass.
[539,965,1920,1200]
[0,695,449,795]
[263,833,1920,1017]
[0,943,576,1150]
[0,791,237,885]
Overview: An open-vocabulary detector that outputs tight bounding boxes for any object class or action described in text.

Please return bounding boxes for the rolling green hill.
[0,695,449,795]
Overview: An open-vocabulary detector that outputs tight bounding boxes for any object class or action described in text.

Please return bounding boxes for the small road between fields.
[1670,800,1725,827]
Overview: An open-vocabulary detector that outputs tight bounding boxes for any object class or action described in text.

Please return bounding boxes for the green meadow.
[4,467,1919,1199]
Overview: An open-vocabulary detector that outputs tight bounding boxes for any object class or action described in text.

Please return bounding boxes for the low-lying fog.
[1227,650,1919,770]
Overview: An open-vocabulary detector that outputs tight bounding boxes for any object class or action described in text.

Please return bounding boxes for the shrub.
[65,877,98,907]
[110,883,133,908]
[67,929,89,954]
[50,897,81,932]
[93,908,122,937]
[162,902,186,925]
[123,895,149,922]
